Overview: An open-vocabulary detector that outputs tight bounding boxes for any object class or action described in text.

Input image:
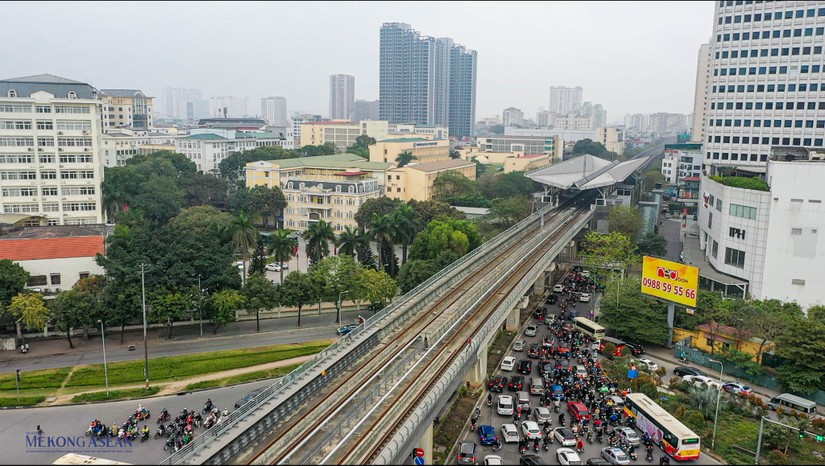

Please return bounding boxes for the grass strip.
[0,396,46,407]
[184,363,301,391]
[0,367,72,391]
[70,387,161,404]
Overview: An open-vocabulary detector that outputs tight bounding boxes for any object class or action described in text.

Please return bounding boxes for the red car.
[567,401,591,421]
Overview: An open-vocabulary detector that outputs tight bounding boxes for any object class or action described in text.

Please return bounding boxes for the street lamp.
[198,274,204,339]
[98,319,109,397]
[337,290,349,324]
[140,263,149,389]
[708,358,724,449]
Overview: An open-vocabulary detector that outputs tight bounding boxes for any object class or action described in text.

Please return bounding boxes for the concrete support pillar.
[533,270,546,296]
[505,306,520,333]
[464,346,487,388]
[417,421,433,465]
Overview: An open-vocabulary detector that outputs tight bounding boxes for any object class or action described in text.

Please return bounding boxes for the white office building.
[261,96,288,127]
[661,143,703,184]
[0,74,104,226]
[691,43,712,143]
[175,130,289,174]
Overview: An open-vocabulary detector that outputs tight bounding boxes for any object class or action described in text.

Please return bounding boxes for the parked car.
[579,293,592,303]
[488,375,508,393]
[518,360,533,375]
[601,447,630,465]
[553,284,565,293]
[265,263,282,272]
[336,323,359,335]
[478,424,498,445]
[585,459,612,465]
[508,376,524,392]
[234,388,264,409]
[500,356,516,371]
[612,426,640,446]
[673,366,706,377]
[501,423,520,443]
[533,406,553,424]
[513,339,526,351]
[557,447,583,465]
[521,420,542,440]
[458,442,477,465]
[525,324,539,337]
[634,358,659,372]
[722,382,752,395]
[683,374,720,389]
[497,395,514,416]
[552,427,577,446]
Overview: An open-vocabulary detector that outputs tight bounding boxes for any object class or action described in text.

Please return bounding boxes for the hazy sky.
[4,1,715,123]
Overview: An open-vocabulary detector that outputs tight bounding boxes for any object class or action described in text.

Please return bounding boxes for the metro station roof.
[526,154,652,190]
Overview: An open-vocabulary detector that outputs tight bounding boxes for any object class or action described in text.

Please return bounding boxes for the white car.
[613,426,640,446]
[521,420,542,440]
[500,423,520,443]
[602,446,630,465]
[513,339,526,351]
[483,455,504,466]
[557,447,583,465]
[497,395,514,416]
[265,263,282,272]
[500,356,516,371]
[574,365,587,378]
[683,374,720,389]
[525,324,538,337]
[553,284,564,293]
[552,427,577,446]
[579,292,592,302]
[581,270,591,278]
[234,260,244,269]
[634,358,659,372]
[533,406,552,424]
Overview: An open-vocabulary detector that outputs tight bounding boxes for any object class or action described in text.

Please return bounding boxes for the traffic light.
[799,430,805,439]
[815,435,824,442]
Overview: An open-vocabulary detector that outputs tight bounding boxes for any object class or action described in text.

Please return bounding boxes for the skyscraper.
[691,43,711,143]
[329,74,355,120]
[352,99,380,121]
[162,87,203,119]
[261,96,288,127]
[549,86,583,115]
[703,1,825,171]
[379,22,477,138]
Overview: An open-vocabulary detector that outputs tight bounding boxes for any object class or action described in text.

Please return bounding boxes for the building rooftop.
[681,176,701,182]
[253,153,392,170]
[0,236,104,261]
[302,121,355,125]
[378,137,435,143]
[526,153,652,190]
[2,74,86,85]
[100,89,149,98]
[0,74,97,99]
[0,225,107,239]
[519,154,546,159]
[405,159,475,173]
[184,133,226,140]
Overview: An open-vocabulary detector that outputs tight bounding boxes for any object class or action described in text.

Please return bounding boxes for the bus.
[52,453,131,465]
[572,317,606,340]
[624,393,701,461]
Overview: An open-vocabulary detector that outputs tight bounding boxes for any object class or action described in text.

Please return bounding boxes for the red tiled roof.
[0,236,104,261]
[699,323,748,337]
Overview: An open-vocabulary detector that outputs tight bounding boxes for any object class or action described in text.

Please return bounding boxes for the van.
[530,378,544,395]
[517,391,531,410]
[607,395,625,409]
[768,393,817,414]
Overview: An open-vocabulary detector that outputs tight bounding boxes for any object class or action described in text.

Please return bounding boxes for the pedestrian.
[36,425,42,435]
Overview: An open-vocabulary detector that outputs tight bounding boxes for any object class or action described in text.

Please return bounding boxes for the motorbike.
[157,410,170,424]
[533,439,539,452]
[492,440,502,452]
[519,444,527,455]
[155,426,165,439]
[587,430,594,443]
[628,449,638,461]
[193,413,203,428]
[141,430,149,442]
[542,439,551,452]
[164,436,175,451]
[202,401,213,414]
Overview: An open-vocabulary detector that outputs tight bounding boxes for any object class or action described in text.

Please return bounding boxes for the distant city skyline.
[1,2,714,122]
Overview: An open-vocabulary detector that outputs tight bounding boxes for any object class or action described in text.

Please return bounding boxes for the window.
[712,240,719,258]
[708,212,713,229]
[50,273,61,285]
[729,203,757,219]
[791,228,802,235]
[27,275,47,287]
[724,247,746,268]
[67,92,77,99]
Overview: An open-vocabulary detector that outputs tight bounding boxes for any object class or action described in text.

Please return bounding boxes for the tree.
[489,124,504,135]
[242,185,286,229]
[336,226,360,258]
[207,290,243,334]
[249,237,268,276]
[396,259,439,293]
[354,228,376,269]
[369,213,397,276]
[242,272,278,331]
[225,212,260,281]
[0,259,29,311]
[449,149,461,159]
[637,232,668,257]
[279,271,318,327]
[579,231,638,269]
[392,204,418,264]
[432,171,477,201]
[309,255,362,323]
[600,277,669,345]
[408,218,482,263]
[486,196,531,229]
[4,292,49,342]
[267,229,297,283]
[302,219,336,266]
[571,138,619,161]
[150,292,190,339]
[50,289,94,348]
[776,315,825,394]
[608,205,645,240]
[354,197,402,229]
[395,150,417,167]
[477,171,539,200]
[408,199,465,231]
[358,268,398,308]
[179,172,229,208]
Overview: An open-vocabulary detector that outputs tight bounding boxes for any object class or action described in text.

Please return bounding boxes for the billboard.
[641,256,699,307]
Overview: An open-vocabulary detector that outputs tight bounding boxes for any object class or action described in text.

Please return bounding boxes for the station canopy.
[526,154,652,191]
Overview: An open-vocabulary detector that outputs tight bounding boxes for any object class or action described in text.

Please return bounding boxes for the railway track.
[243,198,587,465]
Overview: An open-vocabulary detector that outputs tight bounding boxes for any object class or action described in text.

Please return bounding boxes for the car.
[483,455,504,466]
[552,427,577,446]
[612,426,640,446]
[601,447,630,465]
[673,366,706,377]
[497,395,514,416]
[623,341,645,355]
[585,459,612,465]
[547,294,559,305]
[683,374,721,389]
[533,406,553,425]
[478,424,498,445]
[488,375,508,393]
[518,360,533,375]
[501,423,520,443]
[574,365,588,378]
[553,284,565,293]
[508,375,524,391]
[336,323,359,335]
[579,292,592,302]
[265,263,282,272]
[567,401,591,421]
[521,420,542,440]
[501,356,516,371]
[581,270,591,278]
[723,382,753,395]
[557,447,584,465]
[234,388,264,408]
[513,339,526,351]
[538,361,554,377]
[634,358,659,372]
[519,454,548,466]
[457,441,477,465]
[234,260,244,269]
[527,343,541,359]
[525,324,539,337]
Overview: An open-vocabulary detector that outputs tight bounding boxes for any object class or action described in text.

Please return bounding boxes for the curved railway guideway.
[243,198,593,465]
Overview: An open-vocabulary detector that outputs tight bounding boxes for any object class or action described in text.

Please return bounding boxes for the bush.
[709,175,770,191]
[811,417,825,431]
[668,376,681,386]
[767,450,790,465]
[681,409,708,434]
[654,367,667,378]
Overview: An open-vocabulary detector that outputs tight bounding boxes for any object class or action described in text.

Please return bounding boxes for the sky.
[3,1,715,123]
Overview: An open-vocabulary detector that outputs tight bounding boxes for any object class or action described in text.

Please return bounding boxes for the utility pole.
[198,274,204,339]
[98,320,109,397]
[141,263,149,389]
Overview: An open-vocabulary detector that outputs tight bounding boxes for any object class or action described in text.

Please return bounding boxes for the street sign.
[414,448,425,457]
[641,256,699,307]
[414,456,425,465]
[627,369,638,379]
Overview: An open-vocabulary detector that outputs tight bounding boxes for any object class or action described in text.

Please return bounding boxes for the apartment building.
[0,74,104,226]
[475,134,563,163]
[175,130,289,173]
[385,159,476,202]
[594,127,626,155]
[299,120,389,150]
[691,43,712,143]
[261,96,288,127]
[502,107,524,127]
[329,74,355,120]
[549,86,583,115]
[661,143,703,184]
[369,137,451,164]
[101,128,183,167]
[99,89,153,131]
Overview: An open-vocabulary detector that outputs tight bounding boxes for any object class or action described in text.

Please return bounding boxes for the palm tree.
[336,226,359,257]
[267,229,297,283]
[302,220,335,266]
[369,213,396,275]
[226,212,259,281]
[395,150,417,167]
[392,204,417,264]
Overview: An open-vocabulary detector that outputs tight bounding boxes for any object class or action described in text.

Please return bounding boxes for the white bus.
[624,393,701,461]
[52,453,131,465]
[572,317,606,340]
[768,393,817,415]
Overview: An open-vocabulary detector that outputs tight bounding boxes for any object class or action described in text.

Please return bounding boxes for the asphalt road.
[0,377,276,465]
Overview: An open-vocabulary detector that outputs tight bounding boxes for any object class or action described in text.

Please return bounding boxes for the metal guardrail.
[161,204,558,465]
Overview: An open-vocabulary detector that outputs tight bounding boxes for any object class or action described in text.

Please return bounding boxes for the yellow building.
[245,153,391,232]
[369,137,451,164]
[595,127,626,155]
[385,159,476,202]
[504,154,551,173]
[299,120,388,150]
[672,323,774,363]
[99,89,153,131]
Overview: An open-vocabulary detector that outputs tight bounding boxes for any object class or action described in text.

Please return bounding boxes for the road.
[0,309,365,373]
[0,378,276,465]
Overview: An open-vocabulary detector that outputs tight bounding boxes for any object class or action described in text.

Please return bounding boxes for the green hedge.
[0,396,46,407]
[709,175,770,191]
[0,367,72,391]
[71,387,160,403]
